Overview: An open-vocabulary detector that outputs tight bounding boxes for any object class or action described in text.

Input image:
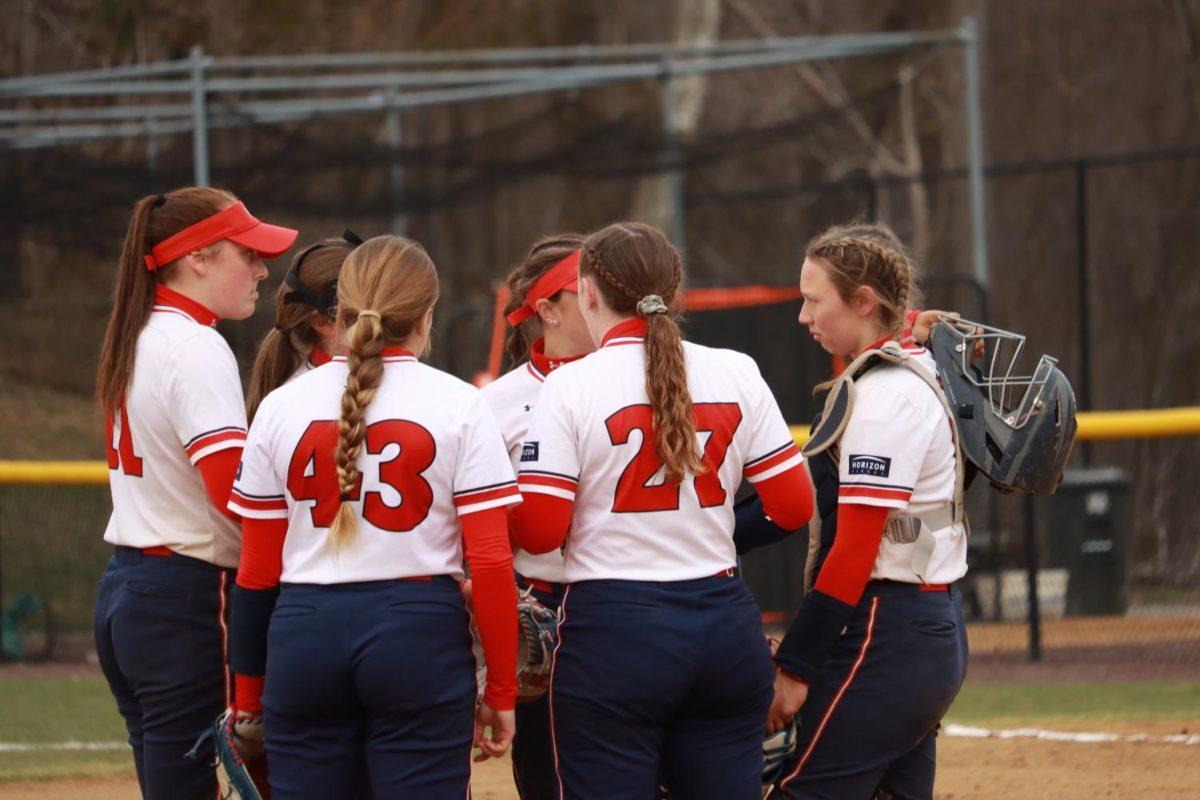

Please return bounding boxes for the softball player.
[93,188,297,799]
[245,231,362,421]
[480,233,592,800]
[228,234,520,800]
[766,223,969,799]
[510,222,815,800]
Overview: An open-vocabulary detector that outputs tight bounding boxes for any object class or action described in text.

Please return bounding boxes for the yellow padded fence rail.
[0,406,1198,486]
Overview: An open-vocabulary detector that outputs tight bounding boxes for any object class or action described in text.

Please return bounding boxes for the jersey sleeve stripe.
[453,484,521,508]
[746,441,794,467]
[453,480,519,497]
[745,443,803,478]
[517,468,580,482]
[184,425,248,449]
[186,429,248,461]
[746,453,805,484]
[838,486,912,502]
[228,500,288,520]
[518,482,576,502]
[517,474,578,492]
[229,489,287,511]
[456,492,523,517]
[839,480,915,492]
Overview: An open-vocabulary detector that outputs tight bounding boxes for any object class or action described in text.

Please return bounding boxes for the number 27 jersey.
[519,328,803,583]
[230,351,520,583]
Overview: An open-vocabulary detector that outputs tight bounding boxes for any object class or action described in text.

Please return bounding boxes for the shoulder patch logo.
[848,454,891,478]
[520,441,539,462]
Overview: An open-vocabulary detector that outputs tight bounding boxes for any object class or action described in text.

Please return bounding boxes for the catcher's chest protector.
[801,341,968,591]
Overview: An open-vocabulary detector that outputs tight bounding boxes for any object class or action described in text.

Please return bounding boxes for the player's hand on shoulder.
[767,670,808,735]
[473,702,516,762]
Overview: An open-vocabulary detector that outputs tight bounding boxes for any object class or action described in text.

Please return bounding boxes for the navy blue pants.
[94,546,232,800]
[551,575,775,800]
[773,582,969,800]
[262,577,475,800]
[512,582,564,800]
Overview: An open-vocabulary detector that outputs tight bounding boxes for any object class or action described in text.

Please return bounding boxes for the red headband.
[143,201,299,271]
[505,250,581,326]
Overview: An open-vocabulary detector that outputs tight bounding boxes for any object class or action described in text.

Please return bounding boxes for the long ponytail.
[579,223,702,482]
[329,311,385,551]
[96,187,238,414]
[326,235,439,551]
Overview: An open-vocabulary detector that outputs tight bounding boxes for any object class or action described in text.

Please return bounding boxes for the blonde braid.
[329,311,385,551]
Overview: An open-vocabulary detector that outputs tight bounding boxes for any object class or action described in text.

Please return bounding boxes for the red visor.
[144,201,299,271]
[505,250,581,326]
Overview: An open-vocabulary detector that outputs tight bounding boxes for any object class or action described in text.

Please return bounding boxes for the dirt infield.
[3,726,1198,800]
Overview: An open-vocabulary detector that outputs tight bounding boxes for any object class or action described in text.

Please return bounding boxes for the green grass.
[948,681,1200,725]
[1,676,1198,782]
[0,676,133,780]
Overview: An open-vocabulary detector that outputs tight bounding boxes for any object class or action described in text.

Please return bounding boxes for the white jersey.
[284,348,332,385]
[103,289,247,568]
[836,346,968,585]
[230,350,521,584]
[518,321,803,583]
[480,354,567,583]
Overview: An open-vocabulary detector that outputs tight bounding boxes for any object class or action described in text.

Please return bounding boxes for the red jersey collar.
[529,338,584,377]
[308,346,332,367]
[153,284,219,327]
[331,346,417,363]
[855,335,923,358]
[600,318,647,348]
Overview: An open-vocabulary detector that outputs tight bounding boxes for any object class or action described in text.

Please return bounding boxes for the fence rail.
[0,406,1195,486]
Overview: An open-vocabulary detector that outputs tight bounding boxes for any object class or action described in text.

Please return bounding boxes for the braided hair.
[804,222,922,336]
[328,236,439,552]
[579,222,703,483]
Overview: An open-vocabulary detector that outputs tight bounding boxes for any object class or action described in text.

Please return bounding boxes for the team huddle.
[92,186,1075,800]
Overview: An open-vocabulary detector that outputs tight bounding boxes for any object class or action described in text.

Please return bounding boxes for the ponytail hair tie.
[153,194,167,208]
[357,310,381,323]
[339,492,354,502]
[636,294,669,317]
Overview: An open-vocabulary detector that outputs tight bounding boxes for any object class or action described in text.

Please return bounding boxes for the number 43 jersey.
[231,349,520,583]
[518,322,803,583]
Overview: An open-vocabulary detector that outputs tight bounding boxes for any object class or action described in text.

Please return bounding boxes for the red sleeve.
[236,517,287,591]
[812,503,891,607]
[462,507,519,710]
[755,464,814,532]
[235,674,264,715]
[197,447,242,521]
[508,493,573,554]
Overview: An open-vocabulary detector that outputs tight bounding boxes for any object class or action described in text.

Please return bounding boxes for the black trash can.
[1038,467,1131,616]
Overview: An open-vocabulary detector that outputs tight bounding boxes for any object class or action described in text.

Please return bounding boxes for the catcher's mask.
[928,317,1077,495]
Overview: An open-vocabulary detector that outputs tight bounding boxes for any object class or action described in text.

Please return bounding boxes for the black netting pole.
[1025,493,1042,661]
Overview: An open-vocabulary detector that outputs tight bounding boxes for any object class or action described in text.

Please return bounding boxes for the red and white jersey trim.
[453,481,522,516]
[517,470,579,502]
[228,486,288,519]
[185,425,248,464]
[744,441,804,483]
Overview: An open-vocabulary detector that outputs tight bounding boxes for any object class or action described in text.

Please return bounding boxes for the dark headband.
[282,229,362,314]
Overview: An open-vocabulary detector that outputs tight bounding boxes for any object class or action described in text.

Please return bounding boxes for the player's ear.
[534,297,555,324]
[851,285,878,318]
[181,250,206,277]
[579,275,600,313]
